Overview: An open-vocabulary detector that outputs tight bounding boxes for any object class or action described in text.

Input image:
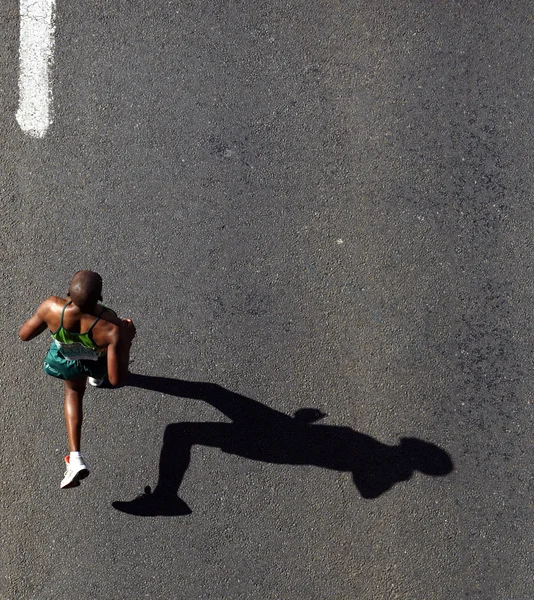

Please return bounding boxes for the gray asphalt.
[1,1,533,599]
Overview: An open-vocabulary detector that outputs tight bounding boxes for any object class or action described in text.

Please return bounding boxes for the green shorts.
[43,342,108,381]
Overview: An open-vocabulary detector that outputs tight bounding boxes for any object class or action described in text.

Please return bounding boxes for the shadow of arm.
[127,373,291,425]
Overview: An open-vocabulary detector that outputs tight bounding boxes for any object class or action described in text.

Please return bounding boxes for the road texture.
[1,1,533,598]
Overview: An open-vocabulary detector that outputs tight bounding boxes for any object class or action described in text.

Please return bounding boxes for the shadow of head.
[400,437,454,476]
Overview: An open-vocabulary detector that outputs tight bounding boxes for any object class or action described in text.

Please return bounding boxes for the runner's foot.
[60,455,89,489]
[88,377,104,387]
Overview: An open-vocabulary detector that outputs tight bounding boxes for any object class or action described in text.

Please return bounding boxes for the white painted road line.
[16,0,56,138]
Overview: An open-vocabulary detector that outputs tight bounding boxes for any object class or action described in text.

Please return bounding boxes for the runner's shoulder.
[92,313,120,347]
[98,306,122,328]
[38,296,66,315]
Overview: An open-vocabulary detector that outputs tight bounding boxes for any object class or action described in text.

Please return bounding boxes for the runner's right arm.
[18,298,52,341]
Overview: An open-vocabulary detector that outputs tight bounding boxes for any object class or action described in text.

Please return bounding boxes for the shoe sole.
[61,468,90,489]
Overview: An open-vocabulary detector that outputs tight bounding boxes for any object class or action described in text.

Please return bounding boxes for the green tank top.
[51,301,110,361]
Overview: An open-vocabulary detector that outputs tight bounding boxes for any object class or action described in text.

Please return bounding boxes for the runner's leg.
[64,377,87,451]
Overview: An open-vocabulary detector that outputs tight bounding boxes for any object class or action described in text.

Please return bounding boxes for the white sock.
[70,451,82,461]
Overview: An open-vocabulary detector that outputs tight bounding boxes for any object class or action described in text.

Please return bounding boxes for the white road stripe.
[16,0,56,138]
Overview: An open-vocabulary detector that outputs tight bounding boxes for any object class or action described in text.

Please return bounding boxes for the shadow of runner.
[112,374,454,517]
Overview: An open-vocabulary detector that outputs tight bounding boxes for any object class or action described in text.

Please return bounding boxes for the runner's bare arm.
[106,320,135,386]
[106,332,121,387]
[120,319,136,342]
[19,299,52,341]
[118,319,135,382]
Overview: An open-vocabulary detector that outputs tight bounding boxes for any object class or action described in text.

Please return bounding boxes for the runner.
[19,270,136,488]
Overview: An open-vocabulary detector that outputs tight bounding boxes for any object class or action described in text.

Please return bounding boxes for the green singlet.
[43,301,114,381]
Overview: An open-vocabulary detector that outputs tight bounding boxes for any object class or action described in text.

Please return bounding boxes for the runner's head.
[399,438,454,476]
[68,271,103,310]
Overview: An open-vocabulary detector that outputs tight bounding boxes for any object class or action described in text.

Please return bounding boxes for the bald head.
[68,271,103,309]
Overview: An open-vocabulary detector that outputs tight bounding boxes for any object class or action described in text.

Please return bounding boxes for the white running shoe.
[88,377,104,387]
[60,455,90,489]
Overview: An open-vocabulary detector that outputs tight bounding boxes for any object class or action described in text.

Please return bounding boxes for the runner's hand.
[121,318,136,342]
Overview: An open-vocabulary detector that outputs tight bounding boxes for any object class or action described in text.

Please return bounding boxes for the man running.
[19,271,136,488]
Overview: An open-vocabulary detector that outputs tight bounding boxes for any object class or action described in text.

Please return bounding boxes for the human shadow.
[112,374,454,516]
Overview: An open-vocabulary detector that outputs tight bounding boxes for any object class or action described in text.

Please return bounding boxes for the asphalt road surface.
[1,1,533,599]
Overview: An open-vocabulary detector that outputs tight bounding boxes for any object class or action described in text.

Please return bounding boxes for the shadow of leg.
[112,485,192,517]
[112,424,193,517]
